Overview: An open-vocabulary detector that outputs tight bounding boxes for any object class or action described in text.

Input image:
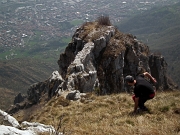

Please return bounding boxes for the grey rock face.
[14,93,26,105]
[149,55,178,90]
[66,90,86,100]
[0,109,61,135]
[7,71,65,114]
[57,22,177,93]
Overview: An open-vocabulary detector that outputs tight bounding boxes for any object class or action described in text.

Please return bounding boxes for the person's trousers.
[132,93,155,108]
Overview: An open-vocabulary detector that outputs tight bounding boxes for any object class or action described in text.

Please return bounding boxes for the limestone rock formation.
[149,54,178,90]
[14,93,26,105]
[57,21,177,94]
[7,18,177,114]
[0,109,62,135]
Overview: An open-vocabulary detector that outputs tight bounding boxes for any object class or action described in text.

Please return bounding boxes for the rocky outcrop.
[14,93,26,105]
[0,109,62,135]
[8,18,178,114]
[149,54,178,90]
[57,21,177,94]
[7,70,87,114]
[7,71,64,114]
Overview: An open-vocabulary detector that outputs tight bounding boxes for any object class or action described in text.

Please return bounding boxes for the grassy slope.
[0,58,58,93]
[13,91,180,135]
[0,88,16,111]
[117,2,180,86]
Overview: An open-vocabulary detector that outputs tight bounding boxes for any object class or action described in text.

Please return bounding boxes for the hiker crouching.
[125,72,157,113]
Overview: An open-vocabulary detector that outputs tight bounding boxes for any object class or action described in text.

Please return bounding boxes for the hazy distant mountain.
[117,2,180,85]
[118,2,180,48]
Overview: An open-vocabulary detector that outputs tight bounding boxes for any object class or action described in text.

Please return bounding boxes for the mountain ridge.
[0,58,57,93]
[0,58,58,110]
[117,2,180,86]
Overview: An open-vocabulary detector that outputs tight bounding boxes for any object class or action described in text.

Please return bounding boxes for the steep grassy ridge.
[0,58,58,94]
[118,2,180,49]
[13,91,180,135]
[0,57,59,110]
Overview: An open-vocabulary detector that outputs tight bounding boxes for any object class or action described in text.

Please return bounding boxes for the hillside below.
[117,2,180,45]
[0,58,58,110]
[0,88,16,110]
[0,58,57,93]
[117,2,180,85]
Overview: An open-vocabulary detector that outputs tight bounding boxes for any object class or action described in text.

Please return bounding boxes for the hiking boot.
[140,106,149,111]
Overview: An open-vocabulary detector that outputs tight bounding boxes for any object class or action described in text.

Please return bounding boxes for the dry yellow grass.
[14,91,180,135]
[77,21,113,43]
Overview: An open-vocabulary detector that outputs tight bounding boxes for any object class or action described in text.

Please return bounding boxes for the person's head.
[125,75,135,85]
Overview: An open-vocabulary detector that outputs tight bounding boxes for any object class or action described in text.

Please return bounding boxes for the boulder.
[66,90,86,100]
[14,93,26,105]
[0,109,62,135]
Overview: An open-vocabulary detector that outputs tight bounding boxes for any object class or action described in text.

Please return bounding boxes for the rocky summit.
[8,17,178,114]
[57,18,177,93]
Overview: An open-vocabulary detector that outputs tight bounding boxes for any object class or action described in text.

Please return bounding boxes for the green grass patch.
[70,19,84,26]
[61,37,71,43]
[126,119,135,126]
[159,106,170,112]
[0,51,9,59]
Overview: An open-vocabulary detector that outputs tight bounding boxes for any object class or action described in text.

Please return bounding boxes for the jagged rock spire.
[57,19,177,93]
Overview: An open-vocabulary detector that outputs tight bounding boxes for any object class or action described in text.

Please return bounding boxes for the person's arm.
[143,72,157,83]
[134,97,139,113]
